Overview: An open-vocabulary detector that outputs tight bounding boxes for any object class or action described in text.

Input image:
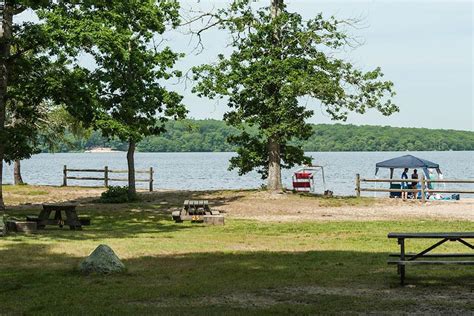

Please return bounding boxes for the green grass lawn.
[1,198,473,314]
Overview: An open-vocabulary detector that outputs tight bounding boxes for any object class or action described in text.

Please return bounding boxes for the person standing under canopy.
[411,169,419,188]
[411,169,419,199]
[401,168,409,200]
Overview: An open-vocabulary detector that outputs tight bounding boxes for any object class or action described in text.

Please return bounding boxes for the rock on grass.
[79,244,125,275]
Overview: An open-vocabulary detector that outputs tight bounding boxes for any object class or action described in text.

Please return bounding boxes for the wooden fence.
[355,174,474,202]
[63,165,154,192]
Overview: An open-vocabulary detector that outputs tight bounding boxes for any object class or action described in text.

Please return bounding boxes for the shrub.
[100,186,133,203]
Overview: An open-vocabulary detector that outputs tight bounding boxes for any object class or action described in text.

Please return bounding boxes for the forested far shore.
[38,119,474,153]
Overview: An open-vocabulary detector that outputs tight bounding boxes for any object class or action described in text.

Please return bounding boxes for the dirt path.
[201,191,474,222]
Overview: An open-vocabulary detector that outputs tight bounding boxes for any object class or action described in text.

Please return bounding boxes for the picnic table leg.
[37,208,52,229]
[54,210,63,228]
[65,209,82,230]
[398,238,406,286]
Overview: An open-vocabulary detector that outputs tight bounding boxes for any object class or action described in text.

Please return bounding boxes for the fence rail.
[355,174,474,202]
[63,165,154,192]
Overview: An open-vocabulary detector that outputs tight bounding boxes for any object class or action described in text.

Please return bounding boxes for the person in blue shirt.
[401,168,409,200]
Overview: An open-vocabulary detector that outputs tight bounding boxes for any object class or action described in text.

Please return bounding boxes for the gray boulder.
[79,244,125,275]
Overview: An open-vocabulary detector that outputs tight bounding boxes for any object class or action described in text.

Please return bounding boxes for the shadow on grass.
[3,214,203,240]
[6,187,249,210]
[4,189,249,239]
[0,243,472,314]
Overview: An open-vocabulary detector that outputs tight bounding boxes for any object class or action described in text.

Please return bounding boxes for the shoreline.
[84,147,124,153]
[35,150,474,154]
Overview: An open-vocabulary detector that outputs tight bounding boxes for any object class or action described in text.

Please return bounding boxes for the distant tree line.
[39,119,474,153]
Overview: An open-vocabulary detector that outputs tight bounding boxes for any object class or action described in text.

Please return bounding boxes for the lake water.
[2,151,473,196]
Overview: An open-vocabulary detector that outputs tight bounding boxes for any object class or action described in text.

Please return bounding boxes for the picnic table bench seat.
[388,232,474,285]
[389,253,474,258]
[27,215,91,226]
[388,260,474,265]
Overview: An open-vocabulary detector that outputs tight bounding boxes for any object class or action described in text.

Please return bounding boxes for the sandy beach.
[217,192,474,222]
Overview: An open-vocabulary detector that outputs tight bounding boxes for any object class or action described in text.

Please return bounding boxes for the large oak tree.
[193,0,398,191]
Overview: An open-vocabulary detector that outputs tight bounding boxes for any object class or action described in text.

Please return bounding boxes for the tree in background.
[44,1,186,198]
[7,104,88,185]
[193,0,397,191]
[0,0,66,209]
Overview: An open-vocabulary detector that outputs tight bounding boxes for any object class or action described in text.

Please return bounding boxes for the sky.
[18,0,474,131]
[171,0,474,131]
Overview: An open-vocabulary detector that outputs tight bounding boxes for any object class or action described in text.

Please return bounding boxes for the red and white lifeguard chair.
[292,165,326,193]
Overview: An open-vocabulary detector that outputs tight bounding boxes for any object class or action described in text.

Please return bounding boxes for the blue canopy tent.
[375,154,442,179]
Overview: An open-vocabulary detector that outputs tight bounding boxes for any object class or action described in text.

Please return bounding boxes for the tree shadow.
[0,243,472,314]
[5,187,249,210]
[3,214,205,240]
[135,189,251,209]
[4,188,249,239]
[6,188,248,212]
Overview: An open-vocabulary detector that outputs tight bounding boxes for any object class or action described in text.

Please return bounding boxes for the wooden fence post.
[421,175,426,203]
[104,166,109,188]
[63,165,67,187]
[356,174,361,197]
[149,167,154,192]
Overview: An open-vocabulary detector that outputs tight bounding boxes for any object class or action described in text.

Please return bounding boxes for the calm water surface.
[3,151,473,196]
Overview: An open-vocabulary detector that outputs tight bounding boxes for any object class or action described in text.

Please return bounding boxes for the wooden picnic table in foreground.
[387,232,474,285]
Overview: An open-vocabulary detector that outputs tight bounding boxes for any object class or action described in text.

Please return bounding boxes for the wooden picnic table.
[172,200,221,223]
[388,232,474,285]
[36,204,83,230]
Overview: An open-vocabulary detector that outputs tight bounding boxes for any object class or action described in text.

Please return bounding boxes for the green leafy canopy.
[2,1,78,163]
[40,0,187,143]
[192,1,397,179]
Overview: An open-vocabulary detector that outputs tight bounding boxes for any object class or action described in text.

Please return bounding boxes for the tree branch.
[13,5,27,16]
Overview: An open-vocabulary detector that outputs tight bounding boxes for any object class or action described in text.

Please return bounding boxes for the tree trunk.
[267,136,283,191]
[0,2,14,211]
[271,0,283,18]
[0,157,4,212]
[127,138,136,198]
[266,0,284,192]
[14,160,24,185]
[0,112,4,212]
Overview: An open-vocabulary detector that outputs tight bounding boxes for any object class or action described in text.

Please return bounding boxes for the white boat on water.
[84,147,122,153]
